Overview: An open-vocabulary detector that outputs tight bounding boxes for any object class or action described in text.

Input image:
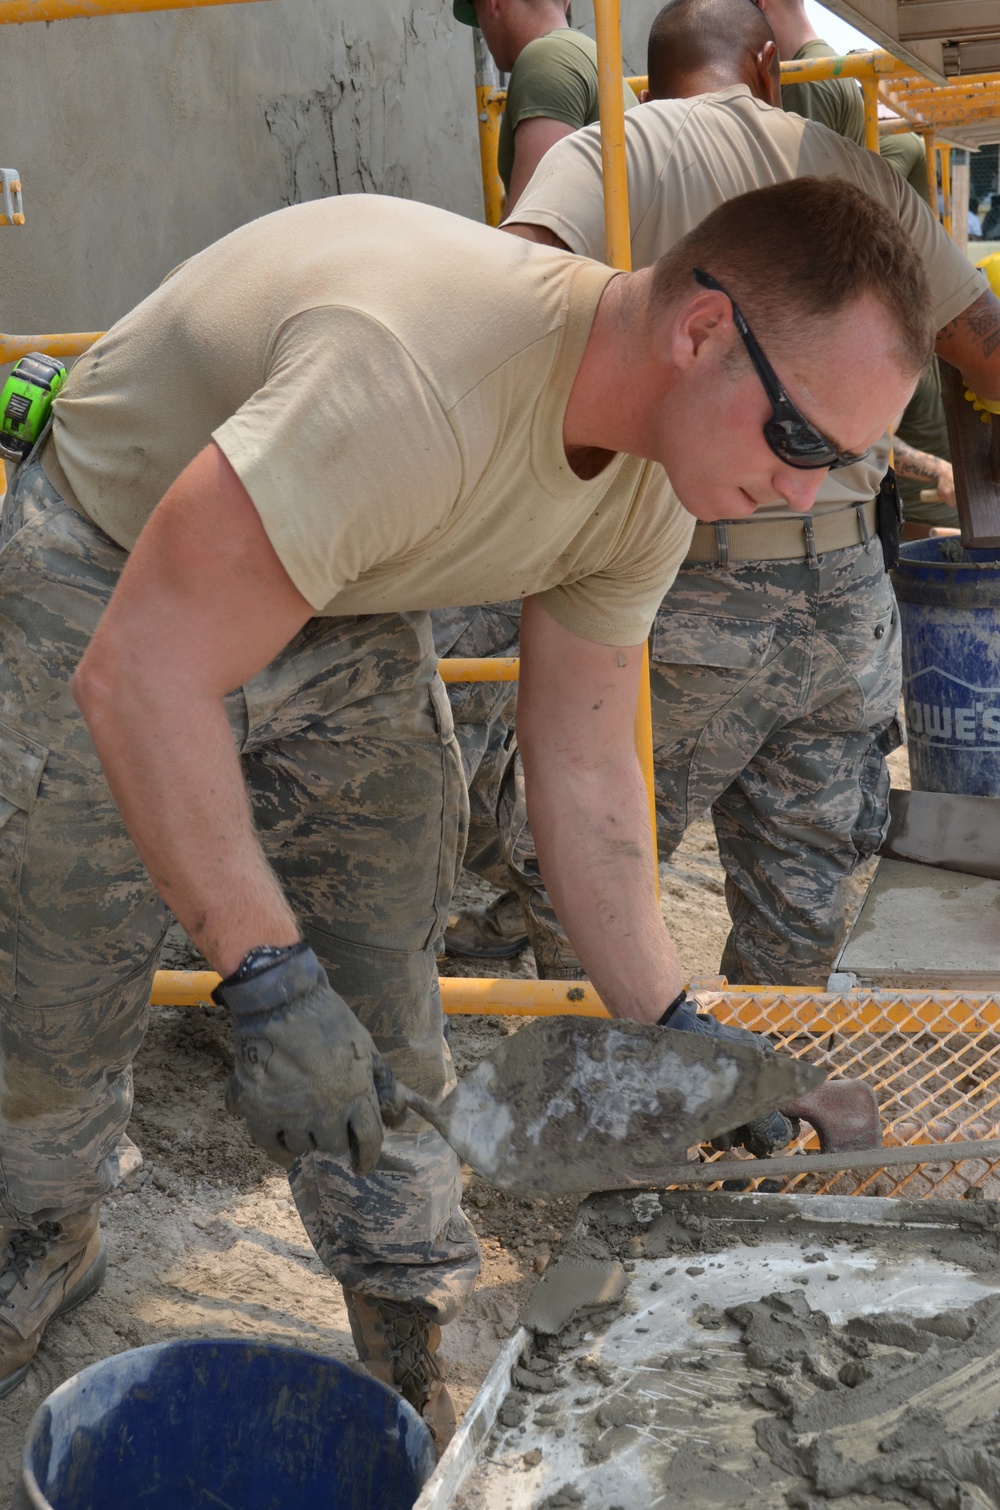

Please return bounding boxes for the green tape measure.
[0,353,67,463]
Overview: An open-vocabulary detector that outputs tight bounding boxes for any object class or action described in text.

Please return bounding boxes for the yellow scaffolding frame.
[473,49,1000,228]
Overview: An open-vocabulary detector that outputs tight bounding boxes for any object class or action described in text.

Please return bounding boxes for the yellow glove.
[965,388,1000,422]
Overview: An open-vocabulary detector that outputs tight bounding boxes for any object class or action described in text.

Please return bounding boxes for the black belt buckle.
[876,465,902,572]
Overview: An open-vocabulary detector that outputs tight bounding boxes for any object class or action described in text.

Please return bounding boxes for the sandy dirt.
[0,754,908,1491]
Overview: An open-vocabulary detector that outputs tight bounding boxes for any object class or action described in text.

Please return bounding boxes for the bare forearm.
[74,673,299,976]
[892,438,956,507]
[936,290,1000,400]
[524,750,681,1021]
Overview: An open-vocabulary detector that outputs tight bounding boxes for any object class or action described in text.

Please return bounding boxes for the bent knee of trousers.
[310,930,450,1099]
[720,875,847,988]
[288,1120,480,1324]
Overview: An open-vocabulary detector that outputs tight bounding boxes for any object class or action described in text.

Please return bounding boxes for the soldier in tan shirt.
[0,187,933,1430]
[447,0,1000,990]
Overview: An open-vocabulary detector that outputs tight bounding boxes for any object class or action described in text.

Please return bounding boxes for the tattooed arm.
[892,438,956,508]
[935,289,1000,399]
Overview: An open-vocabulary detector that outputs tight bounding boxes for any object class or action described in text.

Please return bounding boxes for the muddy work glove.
[659,990,799,1158]
[214,942,393,1174]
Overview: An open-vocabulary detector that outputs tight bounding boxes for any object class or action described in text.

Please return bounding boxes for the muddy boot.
[0,1205,107,1399]
[343,1288,457,1452]
[443,890,528,960]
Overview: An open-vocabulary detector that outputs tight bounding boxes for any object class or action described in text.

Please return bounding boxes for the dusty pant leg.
[0,460,170,1223]
[648,561,814,986]
[714,544,902,986]
[245,612,478,1324]
[434,604,519,894]
[450,688,517,893]
[431,603,576,966]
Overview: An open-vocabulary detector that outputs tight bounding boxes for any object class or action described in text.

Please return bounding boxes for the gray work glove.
[660,991,799,1158]
[213,942,395,1174]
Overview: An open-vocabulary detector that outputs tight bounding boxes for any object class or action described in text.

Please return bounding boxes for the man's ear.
[639,87,651,103]
[758,40,782,106]
[668,291,731,373]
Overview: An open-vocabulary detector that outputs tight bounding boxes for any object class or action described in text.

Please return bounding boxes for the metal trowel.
[376,1017,825,1198]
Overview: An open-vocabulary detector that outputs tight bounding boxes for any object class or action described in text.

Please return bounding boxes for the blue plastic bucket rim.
[20,1335,436,1510]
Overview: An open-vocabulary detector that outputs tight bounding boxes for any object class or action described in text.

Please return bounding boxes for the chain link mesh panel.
[692,986,1000,1199]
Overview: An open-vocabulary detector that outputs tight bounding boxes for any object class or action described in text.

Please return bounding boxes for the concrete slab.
[836,857,1000,988]
[417,1192,1000,1509]
[883,791,1000,881]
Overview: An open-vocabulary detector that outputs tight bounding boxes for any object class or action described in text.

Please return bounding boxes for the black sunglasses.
[693,269,870,472]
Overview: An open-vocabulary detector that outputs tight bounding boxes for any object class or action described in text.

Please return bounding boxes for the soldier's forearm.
[73,673,299,977]
[892,438,956,507]
[524,751,682,1021]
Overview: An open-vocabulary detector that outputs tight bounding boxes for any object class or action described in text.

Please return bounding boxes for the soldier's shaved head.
[647,0,780,101]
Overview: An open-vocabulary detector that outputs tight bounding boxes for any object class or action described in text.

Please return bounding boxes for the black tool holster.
[876,465,903,571]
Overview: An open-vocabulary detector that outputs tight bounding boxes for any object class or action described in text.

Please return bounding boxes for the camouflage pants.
[431,604,581,974]
[432,605,519,895]
[650,539,902,985]
[0,456,479,1323]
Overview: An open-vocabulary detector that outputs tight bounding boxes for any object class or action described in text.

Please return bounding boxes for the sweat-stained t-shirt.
[499,29,639,193]
[44,195,693,647]
[507,85,985,522]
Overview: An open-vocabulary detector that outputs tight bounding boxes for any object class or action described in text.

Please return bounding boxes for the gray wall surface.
[1,0,484,343]
[569,2,663,79]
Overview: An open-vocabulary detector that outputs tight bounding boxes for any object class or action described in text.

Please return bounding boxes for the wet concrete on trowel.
[450,1192,1000,1510]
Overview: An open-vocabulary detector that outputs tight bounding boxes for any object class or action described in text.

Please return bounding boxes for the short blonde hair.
[650,177,935,376]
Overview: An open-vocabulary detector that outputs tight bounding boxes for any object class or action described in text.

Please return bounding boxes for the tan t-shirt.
[47,195,693,645]
[507,85,985,522]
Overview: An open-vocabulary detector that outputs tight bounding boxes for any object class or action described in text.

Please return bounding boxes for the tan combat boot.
[0,1205,106,1398]
[343,1288,457,1452]
[442,890,528,961]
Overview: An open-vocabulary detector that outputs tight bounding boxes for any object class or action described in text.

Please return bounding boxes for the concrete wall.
[569,2,663,79]
[1,0,484,342]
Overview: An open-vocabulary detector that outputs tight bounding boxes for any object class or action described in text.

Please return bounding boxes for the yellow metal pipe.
[593,0,631,271]
[476,85,505,228]
[940,143,952,237]
[438,656,519,683]
[778,49,912,83]
[1,331,102,363]
[151,968,1000,1034]
[0,0,269,20]
[861,78,881,153]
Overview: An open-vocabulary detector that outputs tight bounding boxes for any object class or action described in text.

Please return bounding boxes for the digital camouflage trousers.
[648,539,902,985]
[432,604,583,977]
[439,537,902,988]
[0,456,479,1323]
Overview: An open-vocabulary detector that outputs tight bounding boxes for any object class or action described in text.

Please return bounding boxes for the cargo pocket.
[428,677,469,942]
[0,720,48,998]
[651,611,776,671]
[850,716,903,863]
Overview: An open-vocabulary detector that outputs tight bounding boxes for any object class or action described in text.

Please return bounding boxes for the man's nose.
[778,465,830,514]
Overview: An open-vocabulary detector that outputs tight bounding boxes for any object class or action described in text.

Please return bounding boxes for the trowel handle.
[371,1054,437,1133]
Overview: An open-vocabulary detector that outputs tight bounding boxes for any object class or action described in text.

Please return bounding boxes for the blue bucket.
[892,540,1000,795]
[17,1338,436,1510]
